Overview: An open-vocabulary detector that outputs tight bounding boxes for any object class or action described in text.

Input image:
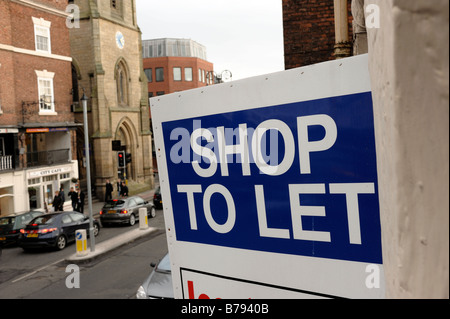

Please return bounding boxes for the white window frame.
[32,17,51,54]
[185,67,193,82]
[35,70,56,115]
[173,67,182,81]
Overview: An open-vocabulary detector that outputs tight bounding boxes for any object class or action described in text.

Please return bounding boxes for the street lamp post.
[81,92,95,252]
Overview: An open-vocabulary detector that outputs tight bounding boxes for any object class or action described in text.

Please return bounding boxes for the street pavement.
[66,182,161,264]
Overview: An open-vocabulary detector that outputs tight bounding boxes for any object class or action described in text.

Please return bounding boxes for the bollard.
[139,208,148,230]
[75,229,88,257]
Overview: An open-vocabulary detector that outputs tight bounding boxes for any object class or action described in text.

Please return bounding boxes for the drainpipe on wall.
[334,0,352,58]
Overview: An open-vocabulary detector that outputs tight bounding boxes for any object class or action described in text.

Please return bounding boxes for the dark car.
[136,253,173,299]
[153,186,162,209]
[0,211,43,247]
[19,211,100,251]
[100,195,156,226]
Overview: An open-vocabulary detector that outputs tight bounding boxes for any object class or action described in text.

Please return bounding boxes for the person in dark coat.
[68,187,78,211]
[59,185,65,211]
[105,179,113,202]
[52,191,62,212]
[120,181,128,198]
[116,178,122,198]
[76,189,85,214]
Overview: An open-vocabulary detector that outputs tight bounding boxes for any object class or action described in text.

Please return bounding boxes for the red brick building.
[142,38,214,173]
[0,0,79,215]
[142,38,214,98]
[282,0,353,69]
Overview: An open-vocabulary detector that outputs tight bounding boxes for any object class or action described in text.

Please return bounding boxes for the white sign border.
[151,54,385,299]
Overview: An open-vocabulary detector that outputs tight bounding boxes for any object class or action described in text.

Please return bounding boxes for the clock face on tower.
[115,31,125,49]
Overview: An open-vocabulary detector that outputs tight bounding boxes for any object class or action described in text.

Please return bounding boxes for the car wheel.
[129,214,136,226]
[93,224,100,237]
[150,206,156,218]
[56,235,67,250]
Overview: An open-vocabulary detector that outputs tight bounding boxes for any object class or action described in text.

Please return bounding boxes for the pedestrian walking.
[68,187,78,211]
[52,191,62,212]
[59,185,65,211]
[105,179,113,202]
[117,178,122,198]
[120,181,128,198]
[76,189,85,214]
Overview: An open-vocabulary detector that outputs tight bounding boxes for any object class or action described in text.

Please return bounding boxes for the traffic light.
[125,153,132,164]
[117,151,125,168]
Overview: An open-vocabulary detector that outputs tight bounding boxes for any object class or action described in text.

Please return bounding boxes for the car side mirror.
[150,262,156,268]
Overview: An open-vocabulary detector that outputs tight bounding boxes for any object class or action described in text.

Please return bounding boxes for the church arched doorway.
[115,118,137,182]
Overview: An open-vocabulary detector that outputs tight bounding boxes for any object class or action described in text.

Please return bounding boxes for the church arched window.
[116,60,129,106]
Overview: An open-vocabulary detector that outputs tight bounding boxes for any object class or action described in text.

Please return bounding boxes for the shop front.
[0,125,79,216]
[27,164,78,213]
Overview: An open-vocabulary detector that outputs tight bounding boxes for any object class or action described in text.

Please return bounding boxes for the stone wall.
[363,0,449,298]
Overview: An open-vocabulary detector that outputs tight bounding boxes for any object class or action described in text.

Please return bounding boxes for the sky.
[135,0,285,81]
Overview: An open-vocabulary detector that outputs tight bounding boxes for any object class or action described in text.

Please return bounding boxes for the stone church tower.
[69,0,154,198]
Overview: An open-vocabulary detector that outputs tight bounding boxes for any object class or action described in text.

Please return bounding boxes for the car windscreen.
[103,200,126,209]
[156,254,171,273]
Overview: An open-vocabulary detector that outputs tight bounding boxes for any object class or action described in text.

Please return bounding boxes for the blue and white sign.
[152,55,385,299]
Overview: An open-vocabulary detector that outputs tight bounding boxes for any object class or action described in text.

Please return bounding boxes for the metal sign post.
[81,93,95,252]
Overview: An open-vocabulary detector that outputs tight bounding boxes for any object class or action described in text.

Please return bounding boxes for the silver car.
[137,253,173,299]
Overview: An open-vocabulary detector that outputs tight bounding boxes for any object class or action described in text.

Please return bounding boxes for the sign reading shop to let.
[152,54,385,299]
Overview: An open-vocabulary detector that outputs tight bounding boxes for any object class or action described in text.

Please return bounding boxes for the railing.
[26,149,70,168]
[0,155,13,171]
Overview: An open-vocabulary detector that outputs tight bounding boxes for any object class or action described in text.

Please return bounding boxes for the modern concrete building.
[142,38,214,173]
[142,38,214,98]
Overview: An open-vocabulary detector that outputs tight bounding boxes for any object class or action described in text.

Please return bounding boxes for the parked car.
[0,211,43,247]
[100,196,156,226]
[19,211,100,251]
[136,253,173,299]
[153,186,163,209]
